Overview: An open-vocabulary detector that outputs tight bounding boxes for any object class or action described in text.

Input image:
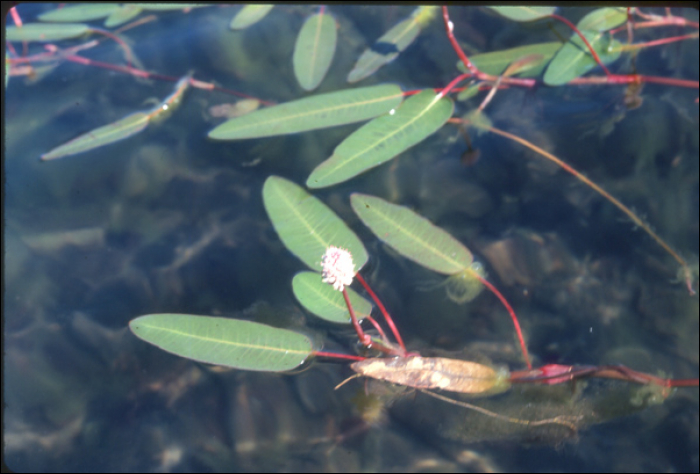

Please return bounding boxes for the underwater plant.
[130,175,698,443]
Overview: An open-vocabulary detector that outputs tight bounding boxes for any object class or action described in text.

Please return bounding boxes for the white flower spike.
[321,246,355,291]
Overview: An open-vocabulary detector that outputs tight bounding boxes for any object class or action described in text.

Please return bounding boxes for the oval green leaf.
[488,6,556,22]
[413,6,440,27]
[576,7,627,32]
[41,73,191,160]
[292,271,372,324]
[40,111,150,161]
[459,42,562,77]
[6,23,90,42]
[350,193,473,275]
[293,11,337,91]
[130,314,313,372]
[230,4,274,30]
[263,176,368,272]
[347,16,421,83]
[133,4,204,11]
[544,30,621,86]
[307,89,453,188]
[208,84,403,140]
[502,54,545,77]
[38,4,120,22]
[105,5,144,28]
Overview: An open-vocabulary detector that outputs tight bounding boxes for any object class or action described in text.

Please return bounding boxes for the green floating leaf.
[292,271,372,324]
[544,30,621,86]
[413,5,440,27]
[488,6,556,22]
[133,4,204,11]
[347,16,421,83]
[208,84,403,140]
[230,4,274,30]
[502,54,545,77]
[130,314,313,372]
[105,5,143,28]
[40,112,150,161]
[351,193,473,275]
[576,7,627,32]
[6,23,90,42]
[293,11,337,91]
[307,89,453,188]
[263,176,368,272]
[38,4,120,22]
[41,73,191,160]
[463,42,562,77]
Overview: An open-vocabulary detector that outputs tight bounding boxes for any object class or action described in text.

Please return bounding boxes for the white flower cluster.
[321,246,355,291]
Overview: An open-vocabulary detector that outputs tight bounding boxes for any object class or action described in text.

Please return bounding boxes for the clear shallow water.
[4,5,698,472]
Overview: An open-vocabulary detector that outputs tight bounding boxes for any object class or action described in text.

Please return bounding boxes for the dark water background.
[4,5,698,472]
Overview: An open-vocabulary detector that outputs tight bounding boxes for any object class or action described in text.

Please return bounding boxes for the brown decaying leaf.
[351,357,501,393]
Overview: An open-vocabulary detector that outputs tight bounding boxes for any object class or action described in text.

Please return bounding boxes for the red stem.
[567,74,698,88]
[364,314,391,345]
[355,273,406,353]
[630,33,700,49]
[6,39,19,57]
[668,378,700,387]
[627,18,700,30]
[510,364,596,384]
[442,6,478,75]
[10,6,23,27]
[62,54,153,79]
[16,44,276,104]
[633,75,699,88]
[510,364,699,388]
[87,27,136,67]
[472,271,531,369]
[438,72,472,97]
[441,6,535,89]
[549,13,612,77]
[342,288,371,346]
[440,6,698,93]
[342,288,397,356]
[313,350,365,362]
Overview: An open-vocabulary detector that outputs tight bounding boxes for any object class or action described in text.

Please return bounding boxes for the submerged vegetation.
[5,4,699,472]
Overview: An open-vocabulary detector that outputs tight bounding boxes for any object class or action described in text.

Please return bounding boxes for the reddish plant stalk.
[15,45,274,103]
[9,6,23,27]
[441,6,536,89]
[441,6,477,75]
[313,350,365,361]
[549,13,611,76]
[87,27,137,67]
[625,33,699,49]
[355,273,407,353]
[342,288,371,347]
[438,72,472,97]
[510,364,699,389]
[60,54,152,78]
[441,6,698,93]
[363,314,391,345]
[471,272,531,369]
[342,288,397,356]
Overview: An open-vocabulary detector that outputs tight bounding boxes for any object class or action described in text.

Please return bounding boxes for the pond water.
[4,4,698,472]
